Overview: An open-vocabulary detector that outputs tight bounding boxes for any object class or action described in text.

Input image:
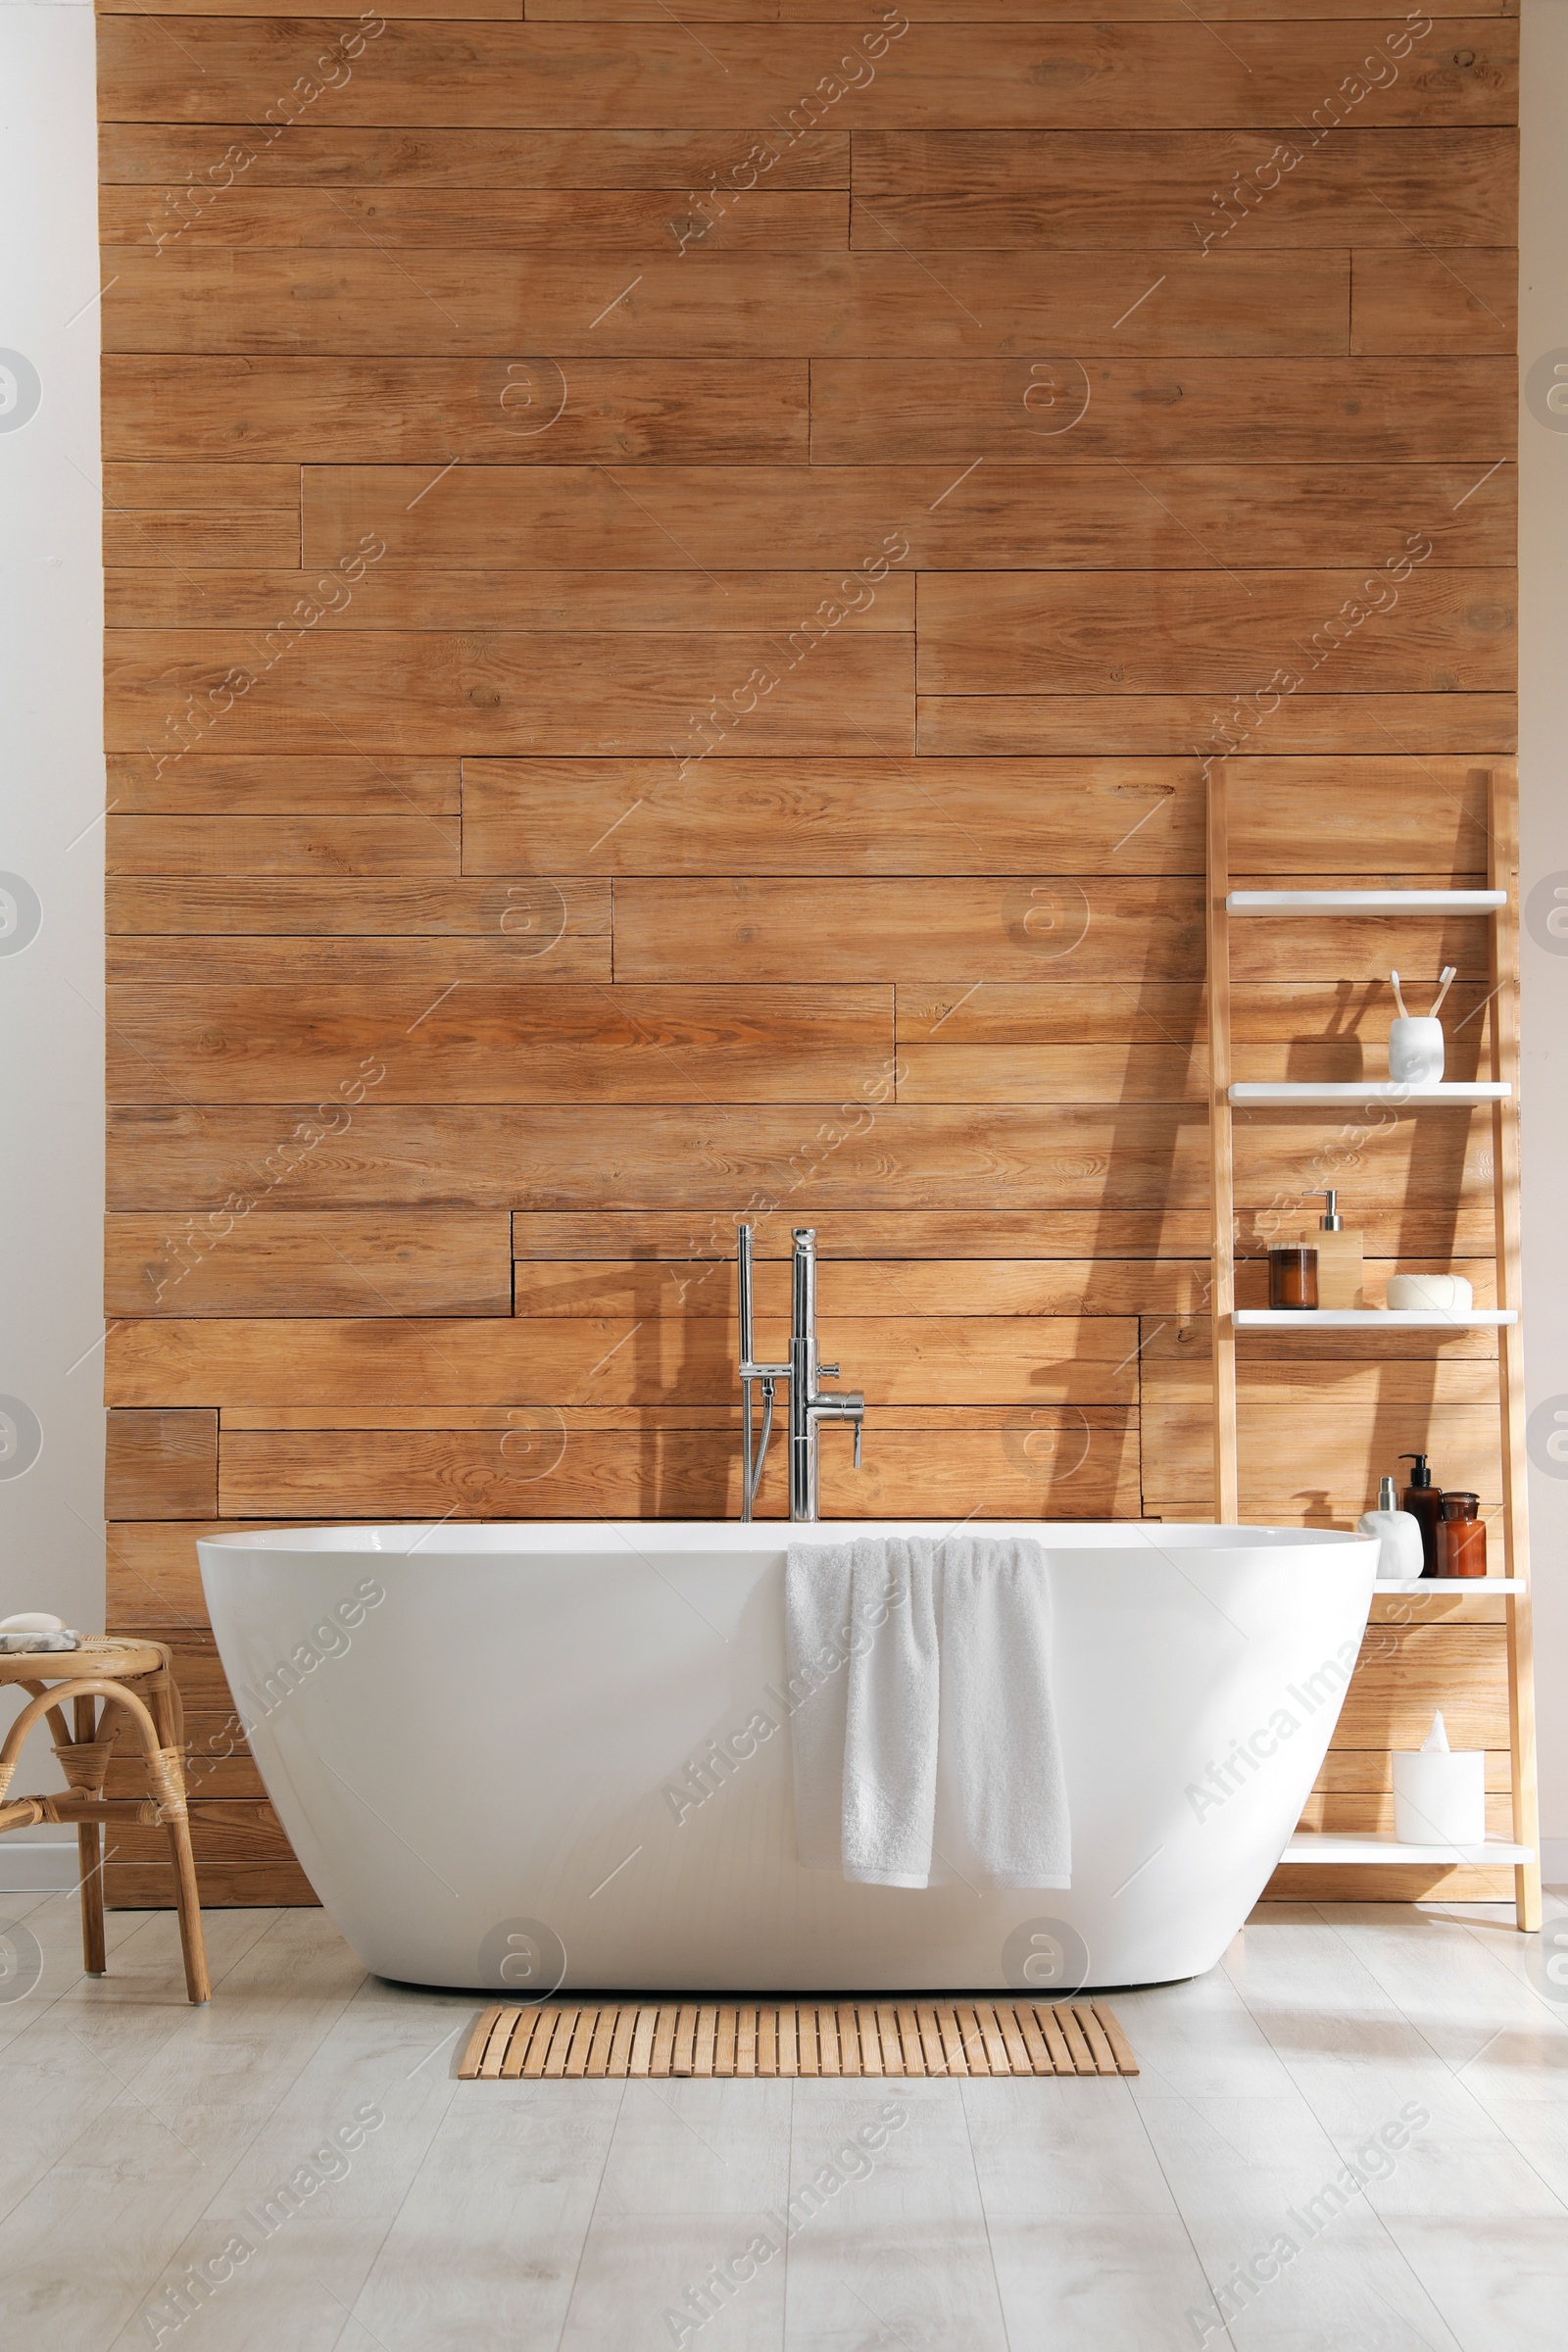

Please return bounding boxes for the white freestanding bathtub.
[199,1521,1377,1992]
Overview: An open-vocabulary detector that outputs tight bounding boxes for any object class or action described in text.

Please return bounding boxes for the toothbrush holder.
[1388,1015,1445,1085]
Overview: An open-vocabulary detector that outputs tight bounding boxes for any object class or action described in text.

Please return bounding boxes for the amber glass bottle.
[1437,1492,1487,1579]
[1268,1245,1318,1309]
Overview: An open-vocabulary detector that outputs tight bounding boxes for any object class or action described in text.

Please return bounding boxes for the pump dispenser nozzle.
[1399,1452,1433,1487]
[1311,1189,1345,1232]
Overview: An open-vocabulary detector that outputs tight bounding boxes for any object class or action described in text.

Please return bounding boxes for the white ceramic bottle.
[1355,1476,1425,1578]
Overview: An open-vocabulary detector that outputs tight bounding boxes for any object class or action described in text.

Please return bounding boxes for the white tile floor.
[0,1890,1565,2351]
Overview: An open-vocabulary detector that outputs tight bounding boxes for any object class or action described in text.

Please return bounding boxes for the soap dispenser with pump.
[1308,1190,1364,1309]
[1398,1453,1442,1577]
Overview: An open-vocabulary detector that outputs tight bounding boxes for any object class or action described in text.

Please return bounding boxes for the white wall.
[1519,0,1568,1883]
[1,0,106,1871]
[0,0,1561,1883]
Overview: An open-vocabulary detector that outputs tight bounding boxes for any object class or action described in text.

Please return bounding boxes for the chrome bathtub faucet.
[736,1225,863,1521]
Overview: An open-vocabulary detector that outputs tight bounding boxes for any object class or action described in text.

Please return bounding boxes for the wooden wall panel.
[97,125,853,185]
[916,693,1517,757]
[301,464,1513,570]
[105,630,915,756]
[850,128,1517,246]
[106,571,914,633]
[106,1211,514,1315]
[105,985,897,1103]
[104,1409,218,1518]
[106,754,461,814]
[95,20,1517,130]
[99,8,1516,1905]
[916,573,1516,696]
[810,363,1514,465]
[103,358,810,465]
[103,250,1354,359]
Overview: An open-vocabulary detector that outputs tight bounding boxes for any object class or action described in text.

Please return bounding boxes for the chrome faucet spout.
[735,1224,863,1521]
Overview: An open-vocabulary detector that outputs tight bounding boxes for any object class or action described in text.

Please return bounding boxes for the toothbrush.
[1390,970,1410,1019]
[1429,965,1457,1019]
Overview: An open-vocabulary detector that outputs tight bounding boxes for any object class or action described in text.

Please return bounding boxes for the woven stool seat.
[0,1636,211,2004]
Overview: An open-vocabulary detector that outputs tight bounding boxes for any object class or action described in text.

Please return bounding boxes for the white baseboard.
[0,1839,79,1892]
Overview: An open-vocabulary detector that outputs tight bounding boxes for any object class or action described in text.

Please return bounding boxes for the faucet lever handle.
[854,1418,862,1470]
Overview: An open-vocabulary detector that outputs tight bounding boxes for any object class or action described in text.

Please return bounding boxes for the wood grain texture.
[217,1424,1144,1518]
[96,20,1517,131]
[97,125,852,186]
[104,629,914,756]
[107,1315,1144,1408]
[303,462,1513,571]
[99,0,1519,1905]
[105,1520,266,1630]
[107,816,460,874]
[105,984,897,1103]
[104,511,302,568]
[850,127,1517,246]
[1260,1864,1513,1900]
[916,693,1518,756]
[96,0,1519,15]
[104,936,616,988]
[508,1258,1214,1316]
[1140,1398,1504,1515]
[106,1100,1502,1217]
[103,249,1353,359]
[1350,248,1518,354]
[104,1409,219,1518]
[512,1209,1218,1257]
[106,876,612,946]
[915,571,1516,696]
[106,1211,514,1316]
[810,362,1514,465]
[105,1799,297,1871]
[462,757,1494,875]
[106,569,915,632]
[896,980,1492,1049]
[105,461,301,510]
[611,877,1203,981]
[106,753,460,814]
[103,188,850,252]
[103,358,809,465]
[104,1857,318,1908]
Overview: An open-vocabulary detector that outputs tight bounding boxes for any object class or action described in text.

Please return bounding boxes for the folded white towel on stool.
[785,1534,1069,1890]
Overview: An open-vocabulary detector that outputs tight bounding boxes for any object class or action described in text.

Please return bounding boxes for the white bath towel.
[783,1540,857,1873]
[785,1538,939,1886]
[934,1538,1071,1890]
[785,1534,1069,1890]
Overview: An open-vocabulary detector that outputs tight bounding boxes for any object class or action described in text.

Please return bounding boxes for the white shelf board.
[1283,1832,1533,1867]
[1235,1308,1517,1329]
[1227,890,1506,916]
[1230,1082,1509,1105]
[1374,1578,1522,1592]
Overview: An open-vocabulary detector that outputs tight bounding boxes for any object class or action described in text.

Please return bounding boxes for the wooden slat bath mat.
[458,1999,1138,2080]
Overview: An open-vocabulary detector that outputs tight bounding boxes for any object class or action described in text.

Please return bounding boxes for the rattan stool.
[0,1637,211,2003]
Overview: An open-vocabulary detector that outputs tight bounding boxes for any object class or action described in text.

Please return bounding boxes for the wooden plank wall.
[97,3,1519,1906]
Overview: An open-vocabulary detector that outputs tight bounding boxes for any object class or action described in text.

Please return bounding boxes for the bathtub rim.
[199,1519,1379,1558]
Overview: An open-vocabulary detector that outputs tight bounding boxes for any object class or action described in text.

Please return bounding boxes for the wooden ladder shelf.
[1203,764,1542,1933]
